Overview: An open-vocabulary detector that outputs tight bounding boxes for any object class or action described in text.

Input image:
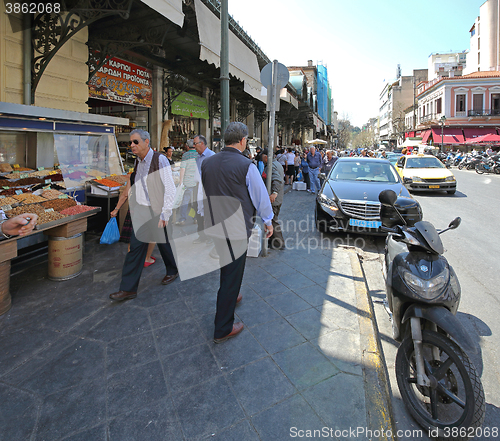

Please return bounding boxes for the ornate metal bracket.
[31,0,134,102]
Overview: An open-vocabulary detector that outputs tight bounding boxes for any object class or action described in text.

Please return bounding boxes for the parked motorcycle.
[378,189,485,440]
[475,157,500,174]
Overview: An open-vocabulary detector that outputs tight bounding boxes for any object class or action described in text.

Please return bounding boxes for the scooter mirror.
[449,217,461,229]
[379,189,398,207]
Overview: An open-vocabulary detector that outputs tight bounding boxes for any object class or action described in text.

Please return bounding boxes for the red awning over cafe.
[463,127,497,142]
[431,128,464,144]
[421,130,431,144]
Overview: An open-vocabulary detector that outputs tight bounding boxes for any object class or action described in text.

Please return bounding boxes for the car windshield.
[329,161,399,183]
[406,157,445,169]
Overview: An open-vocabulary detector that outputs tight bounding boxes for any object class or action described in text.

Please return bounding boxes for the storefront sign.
[171,90,209,119]
[88,57,152,107]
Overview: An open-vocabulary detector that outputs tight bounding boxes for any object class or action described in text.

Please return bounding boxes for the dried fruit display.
[6,203,46,217]
[12,193,47,203]
[108,174,130,185]
[0,188,30,196]
[0,197,19,206]
[94,178,122,187]
[60,205,97,216]
[37,210,66,224]
[41,189,65,200]
[40,198,77,212]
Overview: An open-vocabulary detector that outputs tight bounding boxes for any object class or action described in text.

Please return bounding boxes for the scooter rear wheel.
[396,330,485,440]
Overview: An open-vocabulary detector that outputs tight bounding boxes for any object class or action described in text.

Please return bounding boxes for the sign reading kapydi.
[89,57,153,108]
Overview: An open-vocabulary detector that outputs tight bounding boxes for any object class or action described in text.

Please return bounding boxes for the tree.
[352,129,376,150]
[391,102,407,146]
[336,117,352,150]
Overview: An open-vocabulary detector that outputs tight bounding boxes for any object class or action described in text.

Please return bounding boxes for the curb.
[348,250,397,441]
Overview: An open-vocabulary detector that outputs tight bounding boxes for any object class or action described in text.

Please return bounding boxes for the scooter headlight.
[399,267,449,300]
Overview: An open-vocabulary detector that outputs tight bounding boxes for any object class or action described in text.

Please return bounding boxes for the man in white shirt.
[109,129,178,301]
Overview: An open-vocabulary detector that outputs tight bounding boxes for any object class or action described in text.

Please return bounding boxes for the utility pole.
[220,0,230,145]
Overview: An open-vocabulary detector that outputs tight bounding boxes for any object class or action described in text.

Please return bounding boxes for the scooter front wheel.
[396,330,485,440]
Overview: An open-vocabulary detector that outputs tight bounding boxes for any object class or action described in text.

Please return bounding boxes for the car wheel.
[447,190,456,195]
[314,207,327,233]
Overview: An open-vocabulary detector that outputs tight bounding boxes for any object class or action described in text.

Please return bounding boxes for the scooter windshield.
[414,221,444,254]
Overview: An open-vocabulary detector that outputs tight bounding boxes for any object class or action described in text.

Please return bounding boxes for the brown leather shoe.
[236,293,242,305]
[109,290,137,301]
[214,322,244,344]
[161,273,179,285]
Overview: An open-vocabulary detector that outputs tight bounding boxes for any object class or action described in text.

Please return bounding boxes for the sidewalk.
[0,189,394,441]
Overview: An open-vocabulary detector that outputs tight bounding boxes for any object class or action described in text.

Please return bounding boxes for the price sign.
[96,176,102,180]
[13,164,19,169]
[58,194,69,199]
[49,171,57,175]
[2,186,9,190]
[20,174,29,179]
[0,195,5,199]
[15,190,23,195]
[45,179,51,184]
[37,167,44,171]
[1,204,12,211]
[45,208,54,213]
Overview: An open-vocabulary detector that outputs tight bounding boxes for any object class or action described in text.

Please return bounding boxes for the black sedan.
[315,157,422,234]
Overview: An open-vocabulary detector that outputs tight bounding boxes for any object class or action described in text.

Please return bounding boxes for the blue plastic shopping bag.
[100,217,120,244]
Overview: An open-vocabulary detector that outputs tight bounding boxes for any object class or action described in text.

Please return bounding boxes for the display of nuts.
[13,193,47,203]
[40,198,77,212]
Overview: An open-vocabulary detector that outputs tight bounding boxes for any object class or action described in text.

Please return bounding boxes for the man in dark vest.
[202,122,274,343]
[109,129,178,301]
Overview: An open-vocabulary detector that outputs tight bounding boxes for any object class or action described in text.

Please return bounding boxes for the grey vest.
[201,147,255,239]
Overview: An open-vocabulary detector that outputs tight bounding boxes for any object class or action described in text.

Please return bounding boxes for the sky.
[228,0,486,128]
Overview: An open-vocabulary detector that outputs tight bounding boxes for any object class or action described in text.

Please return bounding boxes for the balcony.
[467,109,500,117]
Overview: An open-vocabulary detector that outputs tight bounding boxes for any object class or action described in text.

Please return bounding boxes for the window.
[492,94,500,114]
[473,94,483,112]
[436,98,442,114]
[456,94,466,112]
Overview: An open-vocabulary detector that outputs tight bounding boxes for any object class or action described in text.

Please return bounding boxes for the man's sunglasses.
[130,139,140,145]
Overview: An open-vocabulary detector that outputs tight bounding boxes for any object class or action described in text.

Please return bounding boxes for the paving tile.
[61,425,107,441]
[35,379,106,441]
[272,342,340,390]
[131,283,181,308]
[149,298,193,329]
[107,360,169,418]
[108,398,184,441]
[251,394,325,441]
[194,312,215,340]
[264,291,312,317]
[245,276,289,298]
[235,299,280,328]
[163,342,222,394]
[228,357,296,416]
[106,331,158,375]
[302,374,367,431]
[260,261,295,278]
[183,290,217,318]
[276,272,316,291]
[0,383,37,441]
[69,303,151,342]
[311,329,363,376]
[43,298,108,333]
[211,330,267,371]
[0,329,75,378]
[250,318,306,355]
[19,338,106,396]
[154,317,205,357]
[200,420,260,441]
[316,300,359,331]
[238,284,262,303]
[285,308,339,340]
[172,375,244,439]
[292,283,332,307]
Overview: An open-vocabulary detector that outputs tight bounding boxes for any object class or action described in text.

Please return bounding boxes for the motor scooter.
[379,189,485,440]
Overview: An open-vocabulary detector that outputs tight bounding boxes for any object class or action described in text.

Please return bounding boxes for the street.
[360,168,500,440]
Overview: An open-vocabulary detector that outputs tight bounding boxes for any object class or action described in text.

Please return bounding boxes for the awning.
[421,130,431,144]
[194,0,264,103]
[463,127,497,142]
[140,0,184,28]
[431,128,464,144]
[406,131,415,138]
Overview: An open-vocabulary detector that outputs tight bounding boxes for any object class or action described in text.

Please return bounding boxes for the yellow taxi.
[395,154,457,194]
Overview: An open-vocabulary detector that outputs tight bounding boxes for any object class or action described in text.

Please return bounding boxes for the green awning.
[171,90,209,119]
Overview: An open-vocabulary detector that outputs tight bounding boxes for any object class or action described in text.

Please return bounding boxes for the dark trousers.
[269,204,284,249]
[195,211,207,240]
[119,221,177,292]
[213,237,247,339]
[303,172,310,189]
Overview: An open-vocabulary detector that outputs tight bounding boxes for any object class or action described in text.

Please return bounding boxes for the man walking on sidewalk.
[202,122,274,343]
[192,134,215,244]
[109,129,178,301]
[176,139,198,226]
[306,145,323,194]
[261,148,285,250]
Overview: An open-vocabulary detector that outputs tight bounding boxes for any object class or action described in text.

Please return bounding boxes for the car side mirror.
[379,189,398,207]
[449,217,461,229]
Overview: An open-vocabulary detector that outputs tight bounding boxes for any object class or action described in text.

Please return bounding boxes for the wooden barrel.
[47,233,83,281]
[0,260,11,316]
